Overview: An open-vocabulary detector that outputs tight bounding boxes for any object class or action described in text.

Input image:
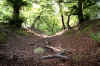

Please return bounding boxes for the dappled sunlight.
[32,3,40,8]
[69,15,79,27]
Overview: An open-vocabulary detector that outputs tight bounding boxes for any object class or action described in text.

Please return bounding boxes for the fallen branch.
[44,45,72,54]
[41,53,71,60]
[44,45,65,52]
[42,45,73,60]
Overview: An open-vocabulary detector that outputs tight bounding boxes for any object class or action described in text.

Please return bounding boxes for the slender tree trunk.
[13,7,21,27]
[14,7,20,16]
[61,14,66,29]
[59,2,66,30]
[9,7,20,26]
[67,15,71,30]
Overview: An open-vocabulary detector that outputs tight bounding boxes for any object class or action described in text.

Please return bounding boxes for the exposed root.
[41,54,71,60]
[41,45,72,61]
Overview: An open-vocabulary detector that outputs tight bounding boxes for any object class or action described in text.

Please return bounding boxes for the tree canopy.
[0,0,100,35]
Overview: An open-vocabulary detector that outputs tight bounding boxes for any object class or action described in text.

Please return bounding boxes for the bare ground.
[0,19,100,66]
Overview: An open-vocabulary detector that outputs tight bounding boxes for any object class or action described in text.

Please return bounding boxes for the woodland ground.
[0,19,100,66]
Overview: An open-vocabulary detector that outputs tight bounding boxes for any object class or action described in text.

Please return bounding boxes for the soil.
[0,20,100,66]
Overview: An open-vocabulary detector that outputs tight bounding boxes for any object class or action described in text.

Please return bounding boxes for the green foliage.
[90,32,100,42]
[69,15,79,27]
[67,0,98,21]
[34,15,62,35]
[83,4,98,19]
[21,1,62,35]
[82,0,98,20]
[6,0,27,8]
[5,0,28,28]
[0,0,99,35]
[0,0,13,23]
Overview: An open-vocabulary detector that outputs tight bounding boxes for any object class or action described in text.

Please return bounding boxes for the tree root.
[41,45,72,60]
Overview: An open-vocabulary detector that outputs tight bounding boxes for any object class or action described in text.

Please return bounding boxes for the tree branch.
[41,53,71,60]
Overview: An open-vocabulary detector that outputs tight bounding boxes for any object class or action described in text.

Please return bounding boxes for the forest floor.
[0,19,100,66]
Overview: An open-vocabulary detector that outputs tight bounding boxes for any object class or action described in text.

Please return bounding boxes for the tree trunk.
[13,7,20,16]
[61,14,66,29]
[12,7,22,28]
[67,15,71,30]
[78,0,84,25]
[58,1,66,30]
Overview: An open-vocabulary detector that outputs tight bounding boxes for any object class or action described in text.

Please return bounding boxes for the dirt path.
[0,19,100,66]
[0,29,98,66]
